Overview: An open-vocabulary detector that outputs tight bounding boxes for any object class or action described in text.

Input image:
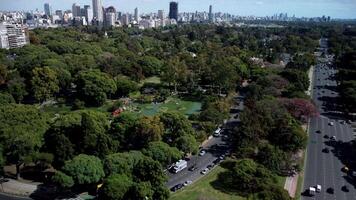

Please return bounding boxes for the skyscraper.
[44,3,52,16]
[158,10,165,26]
[84,5,93,25]
[169,2,178,21]
[72,3,81,17]
[92,0,104,24]
[209,5,213,22]
[134,7,139,22]
[158,10,164,21]
[105,6,116,27]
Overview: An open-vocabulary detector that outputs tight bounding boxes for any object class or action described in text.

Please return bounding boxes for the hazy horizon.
[0,0,356,19]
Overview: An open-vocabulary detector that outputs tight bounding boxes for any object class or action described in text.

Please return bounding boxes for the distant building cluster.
[0,0,335,49]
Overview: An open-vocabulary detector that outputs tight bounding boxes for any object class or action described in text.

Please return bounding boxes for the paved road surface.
[166,96,243,189]
[302,38,356,200]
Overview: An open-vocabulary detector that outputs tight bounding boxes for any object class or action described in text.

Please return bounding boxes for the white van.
[213,128,222,137]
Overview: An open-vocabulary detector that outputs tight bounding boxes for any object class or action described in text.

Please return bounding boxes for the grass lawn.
[141,76,161,85]
[170,166,245,200]
[133,97,201,116]
[277,176,287,187]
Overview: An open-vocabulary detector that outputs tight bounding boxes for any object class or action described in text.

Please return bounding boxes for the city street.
[166,96,243,189]
[302,39,356,200]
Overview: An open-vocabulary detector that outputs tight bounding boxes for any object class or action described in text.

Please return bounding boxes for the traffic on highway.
[302,38,356,199]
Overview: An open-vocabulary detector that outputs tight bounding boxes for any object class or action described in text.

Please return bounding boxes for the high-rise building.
[72,3,81,17]
[209,5,213,22]
[158,10,164,20]
[134,7,139,22]
[92,0,104,24]
[84,5,93,25]
[169,2,178,21]
[121,14,129,26]
[55,10,63,19]
[44,3,52,16]
[158,10,165,26]
[0,23,29,49]
[105,6,116,26]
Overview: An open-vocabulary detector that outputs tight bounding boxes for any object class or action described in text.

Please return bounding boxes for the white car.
[316,185,322,193]
[328,122,334,126]
[183,180,192,186]
[330,136,336,141]
[199,150,206,156]
[201,168,209,175]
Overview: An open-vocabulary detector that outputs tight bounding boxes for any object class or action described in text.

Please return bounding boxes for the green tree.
[127,181,154,200]
[115,76,139,97]
[98,174,133,200]
[174,134,199,154]
[0,104,49,178]
[256,144,286,174]
[0,146,4,175]
[0,64,8,85]
[0,93,15,105]
[76,70,117,106]
[103,151,144,176]
[52,171,74,189]
[138,56,163,77]
[159,112,195,144]
[62,154,104,185]
[6,77,27,103]
[31,66,59,102]
[143,141,182,167]
[254,185,292,200]
[131,116,164,149]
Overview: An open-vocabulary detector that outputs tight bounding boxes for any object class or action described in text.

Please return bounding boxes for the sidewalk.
[284,174,298,198]
[0,179,38,196]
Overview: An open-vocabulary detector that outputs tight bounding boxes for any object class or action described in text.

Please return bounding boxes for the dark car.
[322,148,330,153]
[324,134,329,139]
[207,164,214,170]
[327,187,334,194]
[170,184,184,192]
[213,158,222,165]
[188,165,198,171]
[342,185,349,192]
[316,130,321,134]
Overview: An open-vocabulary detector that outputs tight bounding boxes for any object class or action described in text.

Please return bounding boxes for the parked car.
[207,164,214,170]
[170,184,184,192]
[322,148,330,153]
[328,121,334,126]
[201,168,209,175]
[327,187,334,194]
[199,150,206,156]
[213,158,222,165]
[183,180,192,186]
[342,185,349,192]
[324,134,329,139]
[188,165,198,171]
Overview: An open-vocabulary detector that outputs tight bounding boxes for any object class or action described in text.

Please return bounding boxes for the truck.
[308,187,316,196]
[172,160,187,173]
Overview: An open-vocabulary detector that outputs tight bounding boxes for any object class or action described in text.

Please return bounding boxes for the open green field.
[170,166,244,200]
[133,97,201,116]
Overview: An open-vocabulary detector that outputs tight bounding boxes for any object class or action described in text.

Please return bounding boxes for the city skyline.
[0,0,356,19]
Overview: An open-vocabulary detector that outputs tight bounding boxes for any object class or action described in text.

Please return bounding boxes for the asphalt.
[166,96,243,190]
[302,38,356,200]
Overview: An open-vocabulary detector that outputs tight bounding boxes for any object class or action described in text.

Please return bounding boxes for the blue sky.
[1,0,356,19]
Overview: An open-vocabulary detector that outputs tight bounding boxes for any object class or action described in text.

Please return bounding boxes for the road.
[166,96,243,189]
[0,193,31,200]
[302,38,356,200]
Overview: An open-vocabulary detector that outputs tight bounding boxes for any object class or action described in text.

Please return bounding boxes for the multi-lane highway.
[302,39,356,200]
